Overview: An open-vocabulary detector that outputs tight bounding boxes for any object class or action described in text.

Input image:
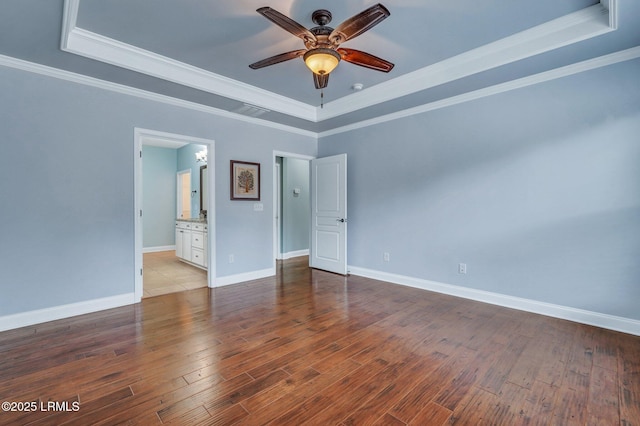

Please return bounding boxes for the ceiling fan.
[249,3,394,90]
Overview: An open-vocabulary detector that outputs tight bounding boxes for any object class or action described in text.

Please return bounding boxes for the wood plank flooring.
[1,256,639,425]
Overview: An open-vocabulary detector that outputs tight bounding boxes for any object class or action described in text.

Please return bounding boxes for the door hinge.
[139,209,143,217]
[139,150,142,158]
[140,268,143,276]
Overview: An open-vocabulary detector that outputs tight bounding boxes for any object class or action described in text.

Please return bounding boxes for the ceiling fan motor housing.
[311,9,332,26]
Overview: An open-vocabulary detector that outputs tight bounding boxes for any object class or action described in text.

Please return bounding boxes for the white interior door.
[275,161,283,260]
[310,154,347,275]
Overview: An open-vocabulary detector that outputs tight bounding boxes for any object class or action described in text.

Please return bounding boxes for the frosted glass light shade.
[304,48,340,75]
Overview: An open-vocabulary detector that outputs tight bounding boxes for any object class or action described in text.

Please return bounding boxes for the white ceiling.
[1,0,638,134]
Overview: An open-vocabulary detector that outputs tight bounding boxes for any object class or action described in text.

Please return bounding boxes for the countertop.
[176,218,207,223]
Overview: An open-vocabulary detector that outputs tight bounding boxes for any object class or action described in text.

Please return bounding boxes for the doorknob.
[337,218,347,223]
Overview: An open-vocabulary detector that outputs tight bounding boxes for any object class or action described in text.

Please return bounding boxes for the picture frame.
[230,160,260,200]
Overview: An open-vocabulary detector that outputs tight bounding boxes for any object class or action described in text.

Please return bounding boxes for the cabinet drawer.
[192,223,205,232]
[191,249,205,266]
[176,222,191,230]
[191,231,204,249]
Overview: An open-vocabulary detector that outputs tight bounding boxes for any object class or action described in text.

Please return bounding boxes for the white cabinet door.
[191,249,205,266]
[191,231,204,249]
[176,226,184,258]
[182,229,192,261]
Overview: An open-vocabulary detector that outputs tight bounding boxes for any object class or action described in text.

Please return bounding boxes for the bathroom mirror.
[200,165,208,217]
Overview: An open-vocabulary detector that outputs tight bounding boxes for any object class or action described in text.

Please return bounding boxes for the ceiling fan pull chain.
[321,89,324,109]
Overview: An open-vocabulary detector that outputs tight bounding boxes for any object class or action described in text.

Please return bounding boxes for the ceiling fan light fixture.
[304,48,341,75]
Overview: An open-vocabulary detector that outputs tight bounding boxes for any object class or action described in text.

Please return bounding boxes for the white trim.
[0,54,316,138]
[272,151,316,271]
[275,161,282,261]
[281,249,309,260]
[60,0,616,123]
[60,0,79,50]
[0,293,135,332]
[317,3,615,121]
[319,46,640,138]
[62,27,317,122]
[272,151,316,161]
[349,266,640,337]
[601,0,619,29]
[143,245,175,253]
[2,10,632,141]
[3,42,636,141]
[134,128,217,300]
[215,268,275,288]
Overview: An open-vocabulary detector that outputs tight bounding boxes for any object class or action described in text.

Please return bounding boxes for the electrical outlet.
[458,263,467,274]
[383,252,390,262]
[229,254,235,263]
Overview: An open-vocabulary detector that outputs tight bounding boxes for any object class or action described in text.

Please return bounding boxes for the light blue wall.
[142,146,177,248]
[319,58,640,321]
[0,65,316,317]
[177,143,207,218]
[282,157,310,254]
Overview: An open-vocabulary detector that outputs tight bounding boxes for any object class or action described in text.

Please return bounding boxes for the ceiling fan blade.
[329,3,390,44]
[313,73,329,89]
[338,48,394,72]
[257,7,317,44]
[249,49,306,69]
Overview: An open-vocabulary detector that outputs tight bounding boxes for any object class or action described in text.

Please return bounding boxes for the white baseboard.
[143,245,175,253]
[282,249,309,260]
[215,267,275,288]
[349,266,640,336]
[0,293,136,332]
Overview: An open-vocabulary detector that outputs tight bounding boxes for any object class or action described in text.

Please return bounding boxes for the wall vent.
[233,103,271,117]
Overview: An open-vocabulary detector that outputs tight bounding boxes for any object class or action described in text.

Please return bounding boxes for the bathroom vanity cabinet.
[175,220,207,269]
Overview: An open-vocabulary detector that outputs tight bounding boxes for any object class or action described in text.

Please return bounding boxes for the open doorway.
[134,128,216,302]
[273,152,314,267]
[177,169,191,219]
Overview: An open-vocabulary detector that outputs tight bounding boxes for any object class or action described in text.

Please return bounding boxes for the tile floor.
[143,250,207,298]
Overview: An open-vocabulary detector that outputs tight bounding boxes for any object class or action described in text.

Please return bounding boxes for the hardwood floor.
[1,256,639,425]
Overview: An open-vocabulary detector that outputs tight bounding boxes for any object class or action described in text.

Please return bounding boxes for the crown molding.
[7,0,627,139]
[60,0,79,50]
[317,2,617,121]
[601,0,619,29]
[3,45,636,142]
[319,45,640,138]
[61,0,316,122]
[0,54,317,138]
[62,1,617,125]
[62,27,318,122]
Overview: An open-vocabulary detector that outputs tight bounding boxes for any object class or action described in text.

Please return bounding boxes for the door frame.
[134,128,216,302]
[274,161,283,260]
[272,151,315,270]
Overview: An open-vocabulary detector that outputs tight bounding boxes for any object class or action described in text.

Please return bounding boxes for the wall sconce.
[195,149,207,163]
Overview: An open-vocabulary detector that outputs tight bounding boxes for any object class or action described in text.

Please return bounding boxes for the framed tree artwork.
[230,160,260,200]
